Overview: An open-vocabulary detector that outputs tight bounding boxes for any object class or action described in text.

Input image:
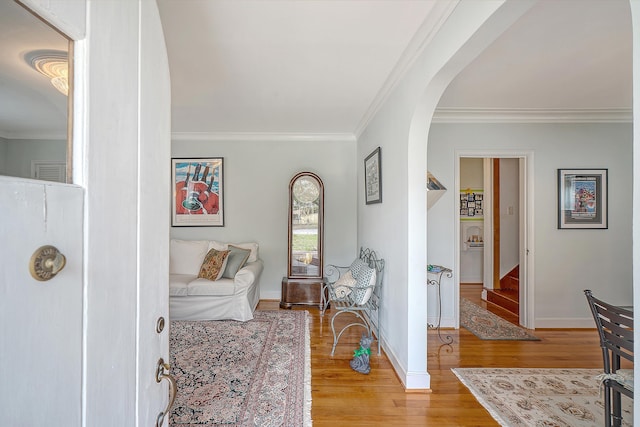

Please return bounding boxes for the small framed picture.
[558,168,607,229]
[365,147,382,204]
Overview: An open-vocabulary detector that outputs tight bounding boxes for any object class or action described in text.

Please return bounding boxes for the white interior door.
[137,1,173,424]
[0,177,83,426]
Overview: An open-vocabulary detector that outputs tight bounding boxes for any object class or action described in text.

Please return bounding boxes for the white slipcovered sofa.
[169,239,263,321]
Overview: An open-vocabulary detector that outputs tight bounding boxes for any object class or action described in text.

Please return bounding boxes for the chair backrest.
[584,289,634,371]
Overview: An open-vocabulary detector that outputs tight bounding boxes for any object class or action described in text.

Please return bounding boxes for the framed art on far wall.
[172,157,224,226]
[365,147,382,204]
[557,168,607,229]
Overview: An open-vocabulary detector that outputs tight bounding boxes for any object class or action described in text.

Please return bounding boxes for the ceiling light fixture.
[25,50,69,96]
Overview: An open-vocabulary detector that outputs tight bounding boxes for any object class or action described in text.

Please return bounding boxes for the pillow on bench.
[330,259,377,305]
[334,270,357,298]
[352,264,376,305]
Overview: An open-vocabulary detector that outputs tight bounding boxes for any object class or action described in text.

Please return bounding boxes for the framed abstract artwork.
[557,168,607,229]
[172,157,224,226]
[364,147,382,205]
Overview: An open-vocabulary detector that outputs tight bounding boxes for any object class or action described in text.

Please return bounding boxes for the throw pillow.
[333,270,357,299]
[230,242,259,263]
[197,248,230,281]
[349,258,368,278]
[222,245,252,279]
[353,265,376,305]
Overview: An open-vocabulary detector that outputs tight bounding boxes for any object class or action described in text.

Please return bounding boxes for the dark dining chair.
[584,289,634,427]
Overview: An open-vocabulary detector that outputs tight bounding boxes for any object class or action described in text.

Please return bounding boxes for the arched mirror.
[0,2,71,182]
[288,172,324,278]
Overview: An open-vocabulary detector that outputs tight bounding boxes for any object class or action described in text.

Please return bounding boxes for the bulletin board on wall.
[460,189,483,220]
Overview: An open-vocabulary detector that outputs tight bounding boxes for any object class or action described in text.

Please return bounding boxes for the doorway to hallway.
[456,152,534,329]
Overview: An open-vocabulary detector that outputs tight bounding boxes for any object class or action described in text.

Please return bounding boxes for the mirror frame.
[287,171,324,279]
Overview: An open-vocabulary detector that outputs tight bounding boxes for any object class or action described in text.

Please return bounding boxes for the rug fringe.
[304,310,313,426]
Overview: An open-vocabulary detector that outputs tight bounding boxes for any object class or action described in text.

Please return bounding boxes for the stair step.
[486,289,519,316]
[501,275,519,291]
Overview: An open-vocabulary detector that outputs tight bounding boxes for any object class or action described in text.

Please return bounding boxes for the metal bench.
[321,247,385,356]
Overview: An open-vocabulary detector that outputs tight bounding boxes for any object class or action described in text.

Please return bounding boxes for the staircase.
[486,265,519,316]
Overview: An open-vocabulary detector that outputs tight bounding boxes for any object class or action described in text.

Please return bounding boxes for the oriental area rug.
[452,368,633,427]
[169,310,311,426]
[460,298,540,341]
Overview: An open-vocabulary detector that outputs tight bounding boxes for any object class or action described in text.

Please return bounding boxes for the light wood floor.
[256,285,602,426]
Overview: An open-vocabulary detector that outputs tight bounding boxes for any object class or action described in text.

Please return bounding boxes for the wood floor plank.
[256,287,602,426]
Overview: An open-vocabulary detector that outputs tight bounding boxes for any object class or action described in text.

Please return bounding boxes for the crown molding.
[354,1,458,138]
[432,107,633,123]
[171,131,356,143]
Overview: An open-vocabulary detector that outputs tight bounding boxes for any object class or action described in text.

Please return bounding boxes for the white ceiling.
[0,0,632,140]
[156,0,439,136]
[437,0,632,114]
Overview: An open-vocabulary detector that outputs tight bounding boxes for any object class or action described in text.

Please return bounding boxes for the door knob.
[29,245,66,281]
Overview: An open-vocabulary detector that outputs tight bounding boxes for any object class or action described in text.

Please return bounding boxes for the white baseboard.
[380,336,431,390]
[427,315,456,328]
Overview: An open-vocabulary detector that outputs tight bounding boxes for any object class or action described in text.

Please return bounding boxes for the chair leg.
[604,384,612,427]
[612,388,622,427]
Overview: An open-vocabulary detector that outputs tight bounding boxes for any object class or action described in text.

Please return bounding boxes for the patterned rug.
[453,368,633,427]
[169,310,311,426]
[460,297,540,341]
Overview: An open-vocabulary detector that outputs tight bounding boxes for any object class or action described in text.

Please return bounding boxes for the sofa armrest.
[234,260,264,287]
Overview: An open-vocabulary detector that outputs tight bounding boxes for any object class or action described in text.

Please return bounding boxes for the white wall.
[1,138,66,178]
[499,158,519,277]
[428,122,633,328]
[170,138,358,299]
[630,3,640,419]
[356,0,534,389]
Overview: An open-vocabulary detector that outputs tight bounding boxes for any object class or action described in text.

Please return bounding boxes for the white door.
[137,0,174,424]
[0,178,83,426]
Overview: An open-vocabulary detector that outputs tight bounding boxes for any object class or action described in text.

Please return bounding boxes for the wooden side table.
[280,277,325,309]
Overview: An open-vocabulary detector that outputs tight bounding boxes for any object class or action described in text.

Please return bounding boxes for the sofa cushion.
[223,245,251,279]
[197,248,230,281]
[170,239,209,275]
[168,274,194,296]
[187,278,236,296]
